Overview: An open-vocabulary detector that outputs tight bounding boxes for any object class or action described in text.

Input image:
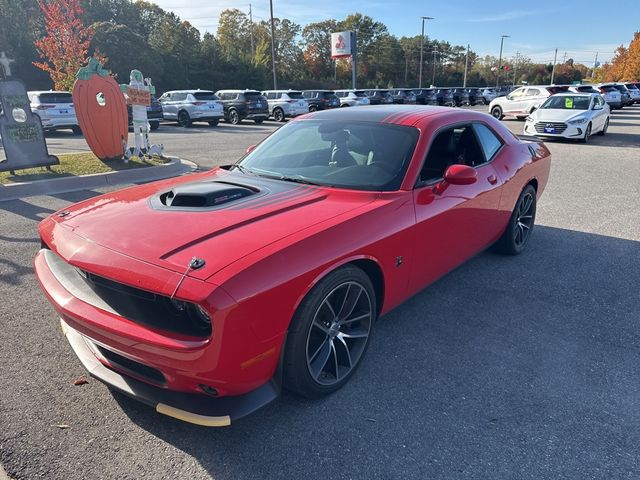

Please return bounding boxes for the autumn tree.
[34,0,102,91]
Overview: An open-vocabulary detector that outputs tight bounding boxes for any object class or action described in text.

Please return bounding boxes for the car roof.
[216,89,261,93]
[28,90,71,95]
[263,89,302,93]
[301,104,485,125]
[164,89,213,94]
[549,92,595,97]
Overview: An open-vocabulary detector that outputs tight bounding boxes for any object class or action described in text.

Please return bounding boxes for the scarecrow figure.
[0,52,15,78]
[120,69,163,160]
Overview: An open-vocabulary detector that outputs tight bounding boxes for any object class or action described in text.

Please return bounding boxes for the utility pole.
[351,30,357,89]
[550,48,558,85]
[418,16,433,88]
[562,51,567,63]
[404,54,408,84]
[513,52,519,85]
[249,4,254,59]
[462,43,470,88]
[432,48,437,86]
[269,0,277,89]
[496,35,509,88]
[591,52,599,79]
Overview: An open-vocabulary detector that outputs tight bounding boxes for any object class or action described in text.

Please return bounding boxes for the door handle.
[487,175,498,185]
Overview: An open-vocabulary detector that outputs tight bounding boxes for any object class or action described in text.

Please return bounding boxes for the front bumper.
[60,318,279,426]
[38,116,78,130]
[524,122,587,139]
[192,110,224,120]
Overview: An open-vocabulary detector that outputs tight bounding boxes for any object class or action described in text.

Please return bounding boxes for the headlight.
[567,117,588,125]
[187,303,212,333]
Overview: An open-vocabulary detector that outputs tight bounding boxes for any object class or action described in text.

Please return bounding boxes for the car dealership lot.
[1,106,639,479]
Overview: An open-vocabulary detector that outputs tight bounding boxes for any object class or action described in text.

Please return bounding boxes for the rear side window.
[525,88,541,96]
[38,93,73,103]
[473,124,502,162]
[287,92,304,99]
[173,92,188,101]
[244,92,262,100]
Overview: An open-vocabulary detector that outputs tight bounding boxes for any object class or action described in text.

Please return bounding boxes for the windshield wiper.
[233,164,256,176]
[277,175,325,186]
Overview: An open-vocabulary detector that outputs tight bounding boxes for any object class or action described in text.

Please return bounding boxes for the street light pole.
[419,16,433,88]
[462,43,470,88]
[432,48,437,86]
[550,48,558,85]
[269,0,277,90]
[496,34,509,88]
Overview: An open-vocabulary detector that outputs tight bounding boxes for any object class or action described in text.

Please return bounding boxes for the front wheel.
[491,106,503,120]
[493,185,537,255]
[149,121,160,131]
[580,123,592,143]
[309,105,318,112]
[283,265,376,399]
[598,118,608,136]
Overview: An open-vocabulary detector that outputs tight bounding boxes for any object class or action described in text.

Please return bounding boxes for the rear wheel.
[598,118,609,136]
[491,106,503,120]
[283,265,376,399]
[494,185,537,255]
[177,111,191,128]
[273,108,285,122]
[149,121,160,131]
[309,105,318,112]
[71,125,82,135]
[228,109,241,125]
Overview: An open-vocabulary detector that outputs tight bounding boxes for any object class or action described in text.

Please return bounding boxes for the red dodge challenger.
[35,106,550,426]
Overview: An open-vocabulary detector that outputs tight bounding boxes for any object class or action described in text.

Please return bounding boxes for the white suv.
[158,90,224,127]
[334,90,370,107]
[262,90,309,122]
[28,91,80,134]
[489,85,568,120]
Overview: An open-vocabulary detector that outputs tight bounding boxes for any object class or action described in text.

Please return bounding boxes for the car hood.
[51,168,374,281]
[531,109,590,122]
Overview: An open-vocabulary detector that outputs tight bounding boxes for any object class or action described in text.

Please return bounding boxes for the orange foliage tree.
[33,0,105,91]
[604,32,640,82]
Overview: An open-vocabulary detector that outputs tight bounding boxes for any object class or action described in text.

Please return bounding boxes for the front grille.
[95,345,166,386]
[534,122,567,134]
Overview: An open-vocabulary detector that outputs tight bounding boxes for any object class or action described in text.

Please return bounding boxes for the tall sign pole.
[550,48,558,85]
[462,43,470,88]
[269,0,277,89]
[432,48,437,86]
[513,52,519,85]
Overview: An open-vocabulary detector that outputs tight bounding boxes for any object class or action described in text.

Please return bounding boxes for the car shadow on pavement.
[158,124,277,134]
[112,224,640,479]
[0,189,105,221]
[542,132,640,148]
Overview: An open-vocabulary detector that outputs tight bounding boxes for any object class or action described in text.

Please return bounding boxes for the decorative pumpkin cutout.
[72,58,128,161]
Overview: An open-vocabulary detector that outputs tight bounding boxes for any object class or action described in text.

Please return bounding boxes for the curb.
[0,156,198,202]
[0,464,10,480]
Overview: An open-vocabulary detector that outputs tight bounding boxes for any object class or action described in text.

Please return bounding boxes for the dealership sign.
[331,31,353,59]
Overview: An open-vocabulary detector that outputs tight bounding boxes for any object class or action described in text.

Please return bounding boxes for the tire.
[177,110,192,128]
[273,107,285,122]
[150,121,160,131]
[228,109,241,125]
[208,119,219,127]
[580,123,592,143]
[340,104,349,107]
[493,185,537,255]
[598,118,608,136]
[283,265,376,399]
[254,118,264,124]
[71,125,82,135]
[491,106,503,120]
[309,105,317,112]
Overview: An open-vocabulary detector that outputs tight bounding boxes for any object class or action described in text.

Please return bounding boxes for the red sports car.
[35,106,550,426]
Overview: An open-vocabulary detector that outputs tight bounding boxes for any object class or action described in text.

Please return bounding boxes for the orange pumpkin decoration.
[72,58,128,161]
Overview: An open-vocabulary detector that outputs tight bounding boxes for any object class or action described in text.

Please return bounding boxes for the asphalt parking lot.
[1,105,639,479]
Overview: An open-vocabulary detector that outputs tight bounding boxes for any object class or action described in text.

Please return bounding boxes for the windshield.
[236,120,419,191]
[287,92,304,99]
[540,96,590,110]
[354,91,367,97]
[37,93,73,103]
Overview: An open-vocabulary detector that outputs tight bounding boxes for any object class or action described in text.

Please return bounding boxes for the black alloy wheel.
[494,185,537,255]
[178,111,192,128]
[284,266,376,398]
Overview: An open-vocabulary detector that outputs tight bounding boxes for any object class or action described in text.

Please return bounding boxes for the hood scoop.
[153,181,262,211]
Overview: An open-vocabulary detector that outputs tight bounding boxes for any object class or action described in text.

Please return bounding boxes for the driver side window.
[419,125,485,183]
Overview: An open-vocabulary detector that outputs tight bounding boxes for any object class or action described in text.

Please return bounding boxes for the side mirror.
[443,164,477,185]
[593,104,603,110]
[530,106,538,112]
[506,95,512,101]
[246,144,257,154]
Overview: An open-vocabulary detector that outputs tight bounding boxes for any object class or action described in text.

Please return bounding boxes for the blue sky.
[152,0,634,65]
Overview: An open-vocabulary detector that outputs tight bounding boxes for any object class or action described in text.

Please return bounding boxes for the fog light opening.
[199,384,218,397]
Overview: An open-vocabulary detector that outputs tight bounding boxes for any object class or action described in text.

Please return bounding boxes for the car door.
[503,87,526,114]
[591,95,607,131]
[410,123,504,292]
